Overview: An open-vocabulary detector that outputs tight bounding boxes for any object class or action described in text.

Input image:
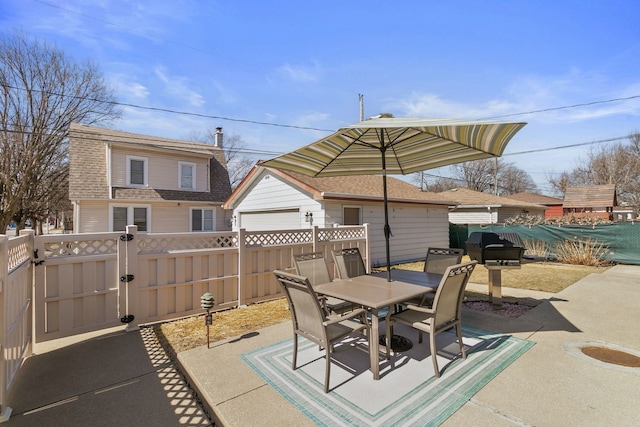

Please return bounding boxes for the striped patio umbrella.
[262,117,527,279]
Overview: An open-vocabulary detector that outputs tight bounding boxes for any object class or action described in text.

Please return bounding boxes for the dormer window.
[179,161,196,190]
[126,155,148,187]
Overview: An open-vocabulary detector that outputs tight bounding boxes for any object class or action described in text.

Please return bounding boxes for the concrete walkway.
[3,265,639,426]
[3,326,212,426]
[178,265,640,426]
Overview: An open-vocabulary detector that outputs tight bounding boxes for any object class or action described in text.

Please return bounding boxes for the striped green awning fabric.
[262,117,527,177]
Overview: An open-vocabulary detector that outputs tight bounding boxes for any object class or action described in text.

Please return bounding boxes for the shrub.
[504,214,546,226]
[554,237,610,266]
[523,239,550,258]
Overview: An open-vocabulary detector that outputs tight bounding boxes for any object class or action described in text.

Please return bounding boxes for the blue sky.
[2,0,640,194]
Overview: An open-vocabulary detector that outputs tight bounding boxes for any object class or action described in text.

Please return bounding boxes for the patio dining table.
[314,271,441,380]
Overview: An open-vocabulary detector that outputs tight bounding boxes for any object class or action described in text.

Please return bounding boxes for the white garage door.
[239,209,300,230]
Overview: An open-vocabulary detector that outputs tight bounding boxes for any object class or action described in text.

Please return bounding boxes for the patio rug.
[240,324,533,427]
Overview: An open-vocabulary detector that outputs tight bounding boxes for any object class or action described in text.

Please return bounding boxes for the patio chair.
[385,261,477,377]
[332,247,367,279]
[403,247,465,308]
[424,247,464,274]
[273,270,370,393]
[293,252,353,315]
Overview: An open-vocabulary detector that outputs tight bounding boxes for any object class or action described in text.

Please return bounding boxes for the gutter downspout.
[107,144,112,199]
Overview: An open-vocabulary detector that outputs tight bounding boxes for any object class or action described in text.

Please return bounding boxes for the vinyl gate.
[31,224,370,342]
[1,232,34,420]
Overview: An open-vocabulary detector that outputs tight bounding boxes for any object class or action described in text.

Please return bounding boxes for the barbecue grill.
[465,231,525,265]
[465,231,526,308]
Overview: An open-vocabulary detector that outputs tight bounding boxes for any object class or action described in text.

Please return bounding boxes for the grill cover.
[466,232,525,264]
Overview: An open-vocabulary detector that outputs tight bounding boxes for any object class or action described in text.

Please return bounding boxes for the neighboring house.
[222,165,456,266]
[436,188,547,224]
[69,123,232,233]
[504,192,564,219]
[562,184,617,221]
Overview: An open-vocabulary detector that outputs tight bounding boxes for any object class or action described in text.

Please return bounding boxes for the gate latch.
[119,233,134,241]
[120,314,135,324]
[120,274,134,282]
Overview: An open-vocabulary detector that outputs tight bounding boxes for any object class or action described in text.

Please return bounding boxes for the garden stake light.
[200,292,215,348]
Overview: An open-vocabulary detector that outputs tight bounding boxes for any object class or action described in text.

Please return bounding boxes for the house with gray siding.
[68,123,232,233]
[437,188,547,224]
[223,165,456,267]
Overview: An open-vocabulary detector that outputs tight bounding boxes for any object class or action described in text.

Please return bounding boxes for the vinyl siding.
[325,201,449,267]
[76,200,226,233]
[111,147,210,192]
[448,209,494,225]
[76,201,109,233]
[232,172,322,230]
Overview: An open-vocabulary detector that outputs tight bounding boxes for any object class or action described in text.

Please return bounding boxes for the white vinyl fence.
[33,224,369,340]
[1,224,369,415]
[0,231,34,421]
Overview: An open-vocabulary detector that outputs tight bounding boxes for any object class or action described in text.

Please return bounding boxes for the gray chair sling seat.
[403,247,464,308]
[332,247,367,279]
[386,261,477,378]
[293,251,353,315]
[273,270,370,393]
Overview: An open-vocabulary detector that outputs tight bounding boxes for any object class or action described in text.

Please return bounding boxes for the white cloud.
[277,62,321,83]
[154,67,205,107]
[107,73,149,100]
[390,93,519,120]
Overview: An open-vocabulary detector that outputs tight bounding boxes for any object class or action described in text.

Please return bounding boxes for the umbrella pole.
[381,148,392,282]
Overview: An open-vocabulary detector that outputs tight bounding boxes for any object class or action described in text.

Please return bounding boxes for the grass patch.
[154,298,290,358]
[391,256,609,294]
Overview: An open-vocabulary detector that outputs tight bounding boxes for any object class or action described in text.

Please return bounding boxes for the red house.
[505,192,564,219]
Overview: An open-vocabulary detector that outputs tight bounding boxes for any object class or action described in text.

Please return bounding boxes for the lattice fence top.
[318,227,366,242]
[45,238,119,258]
[138,233,238,254]
[8,237,31,271]
[245,230,312,247]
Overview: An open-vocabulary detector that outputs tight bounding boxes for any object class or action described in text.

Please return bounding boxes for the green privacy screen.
[450,222,640,265]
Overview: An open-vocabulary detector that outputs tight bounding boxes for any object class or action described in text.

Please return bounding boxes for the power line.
[2,84,335,132]
[0,127,284,157]
[504,136,627,156]
[482,95,640,120]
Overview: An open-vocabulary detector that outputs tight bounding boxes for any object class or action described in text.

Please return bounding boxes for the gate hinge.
[120,274,134,282]
[120,233,134,241]
[120,314,135,324]
[32,248,45,265]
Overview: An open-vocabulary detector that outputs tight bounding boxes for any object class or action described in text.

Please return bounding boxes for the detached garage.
[238,208,300,230]
[223,165,456,266]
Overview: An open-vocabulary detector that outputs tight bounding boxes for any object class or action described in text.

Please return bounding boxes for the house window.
[111,205,149,232]
[179,162,196,189]
[126,155,148,187]
[343,206,362,225]
[191,208,215,231]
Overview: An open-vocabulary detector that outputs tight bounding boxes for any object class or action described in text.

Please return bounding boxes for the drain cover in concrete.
[563,341,640,373]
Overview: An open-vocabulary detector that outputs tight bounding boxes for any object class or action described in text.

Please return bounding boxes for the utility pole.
[494,157,499,195]
[359,94,364,121]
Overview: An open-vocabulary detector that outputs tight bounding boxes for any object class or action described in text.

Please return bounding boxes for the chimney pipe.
[214,127,223,148]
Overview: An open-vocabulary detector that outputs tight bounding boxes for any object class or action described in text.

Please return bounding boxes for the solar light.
[201,292,215,348]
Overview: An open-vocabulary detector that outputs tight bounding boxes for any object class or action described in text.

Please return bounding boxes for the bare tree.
[499,163,538,195]
[189,128,254,190]
[546,133,640,214]
[451,158,497,192]
[546,171,573,197]
[450,158,537,195]
[411,172,459,192]
[0,31,121,233]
